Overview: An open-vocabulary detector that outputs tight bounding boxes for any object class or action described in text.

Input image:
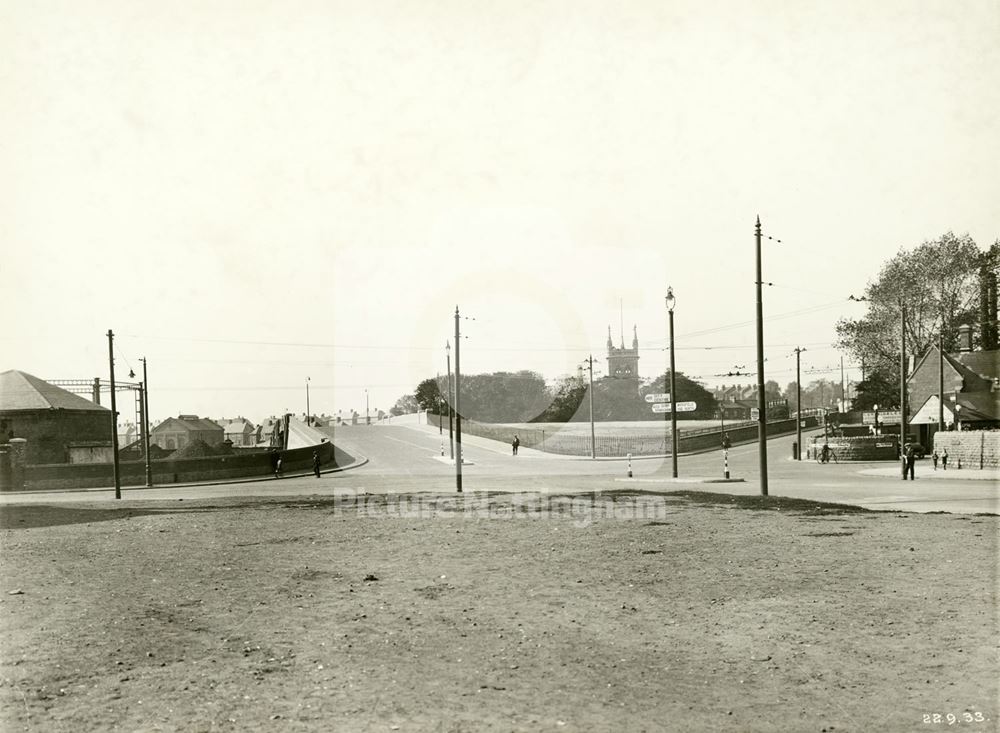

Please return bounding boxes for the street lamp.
[665,286,678,478]
[365,388,370,426]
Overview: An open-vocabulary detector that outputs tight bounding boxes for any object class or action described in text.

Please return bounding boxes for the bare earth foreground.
[0,490,997,732]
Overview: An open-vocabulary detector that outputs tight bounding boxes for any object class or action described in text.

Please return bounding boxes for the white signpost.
[652,402,697,413]
[644,393,670,403]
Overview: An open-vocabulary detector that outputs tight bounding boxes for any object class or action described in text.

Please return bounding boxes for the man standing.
[512,434,520,456]
[905,443,916,480]
[312,450,321,478]
[941,448,948,470]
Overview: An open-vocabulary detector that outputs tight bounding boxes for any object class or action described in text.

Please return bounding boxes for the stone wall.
[806,435,899,461]
[933,431,1000,470]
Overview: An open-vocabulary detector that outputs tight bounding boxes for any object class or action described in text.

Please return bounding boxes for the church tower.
[607,324,640,379]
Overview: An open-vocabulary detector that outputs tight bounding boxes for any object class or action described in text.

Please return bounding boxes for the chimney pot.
[958,324,973,353]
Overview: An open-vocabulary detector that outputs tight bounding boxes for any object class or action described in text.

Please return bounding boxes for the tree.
[643,372,718,420]
[414,378,443,412]
[534,376,588,422]
[433,371,550,423]
[389,394,419,416]
[836,233,987,380]
[851,369,899,411]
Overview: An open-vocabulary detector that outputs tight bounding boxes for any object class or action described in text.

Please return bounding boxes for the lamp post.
[446,341,454,460]
[365,388,370,426]
[665,287,678,478]
[306,377,311,426]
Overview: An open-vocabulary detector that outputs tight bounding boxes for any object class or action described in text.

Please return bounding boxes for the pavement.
[1,423,996,515]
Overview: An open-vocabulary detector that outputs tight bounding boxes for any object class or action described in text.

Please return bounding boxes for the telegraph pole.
[900,300,908,452]
[840,355,846,412]
[446,341,454,460]
[141,357,152,487]
[107,330,121,500]
[794,347,806,460]
[937,332,944,432]
[585,355,596,459]
[754,216,768,496]
[306,377,311,426]
[454,307,463,492]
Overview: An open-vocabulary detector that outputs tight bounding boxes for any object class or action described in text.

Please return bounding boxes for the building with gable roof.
[0,370,113,463]
[215,417,257,447]
[150,415,224,451]
[907,324,1000,445]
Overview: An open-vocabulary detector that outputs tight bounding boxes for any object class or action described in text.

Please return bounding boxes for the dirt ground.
[0,490,996,732]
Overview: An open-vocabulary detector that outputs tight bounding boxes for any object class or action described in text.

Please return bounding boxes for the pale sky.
[3,0,998,424]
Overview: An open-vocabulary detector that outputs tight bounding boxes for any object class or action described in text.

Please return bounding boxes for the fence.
[425,414,816,457]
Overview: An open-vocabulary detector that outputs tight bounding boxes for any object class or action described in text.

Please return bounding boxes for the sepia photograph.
[1,1,998,730]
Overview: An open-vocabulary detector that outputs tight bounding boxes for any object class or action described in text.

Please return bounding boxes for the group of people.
[901,445,950,480]
[272,450,324,479]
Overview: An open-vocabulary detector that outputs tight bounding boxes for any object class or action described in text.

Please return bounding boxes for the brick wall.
[13,441,346,491]
[933,431,1000,469]
[0,410,112,464]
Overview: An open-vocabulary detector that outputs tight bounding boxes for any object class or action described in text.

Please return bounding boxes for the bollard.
[792,441,798,460]
[441,440,444,456]
[627,452,632,478]
[724,448,730,479]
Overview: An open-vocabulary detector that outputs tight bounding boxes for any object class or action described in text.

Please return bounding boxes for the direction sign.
[644,393,670,403]
[651,402,697,413]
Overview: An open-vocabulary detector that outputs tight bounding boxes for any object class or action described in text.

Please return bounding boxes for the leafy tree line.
[391,370,718,423]
[835,233,998,409]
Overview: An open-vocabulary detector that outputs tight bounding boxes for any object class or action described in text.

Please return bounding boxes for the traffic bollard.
[627,453,632,478]
[724,449,730,480]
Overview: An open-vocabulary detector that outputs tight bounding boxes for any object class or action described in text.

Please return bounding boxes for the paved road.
[1,423,996,514]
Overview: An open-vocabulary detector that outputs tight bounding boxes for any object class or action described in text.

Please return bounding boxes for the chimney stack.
[958,323,973,353]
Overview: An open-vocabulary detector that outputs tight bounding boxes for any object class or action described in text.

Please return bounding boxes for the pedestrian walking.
[905,443,916,480]
[312,450,321,478]
[821,442,830,464]
[931,450,939,470]
[941,448,948,470]
[275,456,283,479]
[512,434,520,456]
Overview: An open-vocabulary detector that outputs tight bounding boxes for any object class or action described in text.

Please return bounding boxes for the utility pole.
[794,347,806,460]
[141,357,152,487]
[454,307,463,492]
[754,216,768,496]
[306,377,311,426]
[446,341,454,460]
[107,330,121,500]
[938,332,944,432]
[840,355,846,413]
[900,300,908,453]
[585,355,596,459]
